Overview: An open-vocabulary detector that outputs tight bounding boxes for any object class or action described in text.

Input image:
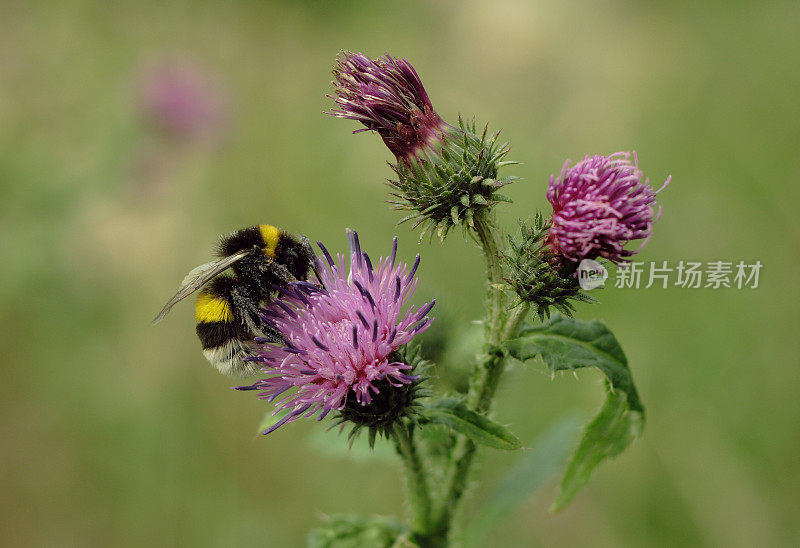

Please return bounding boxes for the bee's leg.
[267,261,295,286]
[258,323,286,345]
[300,234,325,290]
[229,285,264,336]
[229,283,288,348]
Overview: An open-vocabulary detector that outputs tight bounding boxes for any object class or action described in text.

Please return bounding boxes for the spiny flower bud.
[329,52,517,240]
[389,117,517,240]
[503,214,594,320]
[546,152,670,264]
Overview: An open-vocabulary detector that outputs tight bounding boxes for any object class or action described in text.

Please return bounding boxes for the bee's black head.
[275,235,314,281]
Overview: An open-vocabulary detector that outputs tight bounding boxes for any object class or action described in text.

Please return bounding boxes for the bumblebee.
[153,224,315,376]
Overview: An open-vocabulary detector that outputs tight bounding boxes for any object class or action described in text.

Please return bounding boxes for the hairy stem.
[502,302,531,341]
[471,213,506,353]
[393,421,433,539]
[430,215,533,540]
[431,304,530,539]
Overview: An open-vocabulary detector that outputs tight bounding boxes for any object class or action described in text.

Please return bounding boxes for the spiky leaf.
[504,315,644,511]
[425,397,522,450]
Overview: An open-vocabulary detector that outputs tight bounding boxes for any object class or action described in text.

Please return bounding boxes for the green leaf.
[552,388,643,512]
[425,397,522,450]
[463,414,582,547]
[504,315,645,511]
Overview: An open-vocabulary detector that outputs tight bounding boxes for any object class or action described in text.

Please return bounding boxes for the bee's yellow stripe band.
[195,293,233,323]
[259,224,281,258]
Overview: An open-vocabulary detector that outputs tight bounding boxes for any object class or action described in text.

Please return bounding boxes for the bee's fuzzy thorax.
[217,225,267,257]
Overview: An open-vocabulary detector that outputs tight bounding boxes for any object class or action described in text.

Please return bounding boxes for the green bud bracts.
[331,345,431,448]
[503,214,594,320]
[389,117,517,240]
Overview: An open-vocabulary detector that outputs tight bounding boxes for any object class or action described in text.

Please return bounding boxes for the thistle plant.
[138,59,227,141]
[190,51,669,547]
[503,214,595,321]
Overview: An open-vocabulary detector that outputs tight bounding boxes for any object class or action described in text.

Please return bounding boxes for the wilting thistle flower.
[138,59,227,140]
[329,52,517,239]
[238,231,434,436]
[546,152,670,264]
[330,51,448,161]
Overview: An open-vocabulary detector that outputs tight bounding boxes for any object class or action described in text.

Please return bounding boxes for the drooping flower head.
[238,231,434,435]
[546,152,670,264]
[329,51,448,161]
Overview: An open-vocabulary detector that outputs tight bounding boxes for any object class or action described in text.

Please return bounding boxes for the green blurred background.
[2,1,798,546]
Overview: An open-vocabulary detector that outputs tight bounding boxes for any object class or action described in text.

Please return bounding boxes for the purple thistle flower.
[239,230,434,434]
[329,51,448,161]
[546,152,670,264]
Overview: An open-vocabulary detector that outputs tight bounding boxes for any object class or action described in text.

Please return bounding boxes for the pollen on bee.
[259,224,281,258]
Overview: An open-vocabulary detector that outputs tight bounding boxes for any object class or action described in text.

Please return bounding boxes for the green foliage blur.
[1,1,798,546]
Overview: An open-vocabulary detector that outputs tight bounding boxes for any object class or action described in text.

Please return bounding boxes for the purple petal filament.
[546,152,670,264]
[329,51,448,160]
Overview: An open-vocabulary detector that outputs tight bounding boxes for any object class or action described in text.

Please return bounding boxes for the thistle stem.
[471,213,505,352]
[431,215,531,541]
[392,421,433,538]
[502,302,532,341]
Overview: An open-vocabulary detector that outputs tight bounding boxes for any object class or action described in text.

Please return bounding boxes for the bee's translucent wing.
[152,249,252,324]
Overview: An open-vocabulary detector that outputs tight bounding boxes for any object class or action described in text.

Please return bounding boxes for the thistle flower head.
[330,51,447,160]
[238,231,434,435]
[546,152,670,264]
[328,52,517,240]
